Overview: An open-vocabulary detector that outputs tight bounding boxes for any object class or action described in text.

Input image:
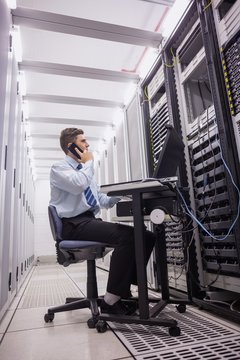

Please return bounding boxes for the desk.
[98,180,189,336]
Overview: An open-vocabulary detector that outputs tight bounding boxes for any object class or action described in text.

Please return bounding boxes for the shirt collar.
[65,155,80,170]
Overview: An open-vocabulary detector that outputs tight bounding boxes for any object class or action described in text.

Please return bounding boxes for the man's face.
[75,134,89,151]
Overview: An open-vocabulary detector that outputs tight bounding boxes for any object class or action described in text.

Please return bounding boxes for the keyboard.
[101,177,178,194]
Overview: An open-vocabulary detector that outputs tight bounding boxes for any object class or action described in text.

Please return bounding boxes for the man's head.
[60,128,89,155]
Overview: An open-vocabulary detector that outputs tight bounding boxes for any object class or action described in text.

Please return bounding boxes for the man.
[50,128,156,315]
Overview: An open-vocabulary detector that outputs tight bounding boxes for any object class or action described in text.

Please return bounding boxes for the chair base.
[44,296,103,327]
[65,296,101,304]
[44,296,140,326]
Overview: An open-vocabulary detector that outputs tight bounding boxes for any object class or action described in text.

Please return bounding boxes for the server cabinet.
[140,52,196,296]
[125,94,148,181]
[0,0,13,317]
[212,0,240,165]
[2,52,19,307]
[163,0,240,321]
[0,0,35,321]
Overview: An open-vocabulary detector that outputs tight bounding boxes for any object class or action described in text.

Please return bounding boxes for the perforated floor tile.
[133,336,240,360]
[18,264,240,360]
[19,278,83,308]
[109,305,240,359]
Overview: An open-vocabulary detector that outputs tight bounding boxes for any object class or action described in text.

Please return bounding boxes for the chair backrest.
[48,205,63,241]
[48,205,110,265]
[48,205,68,264]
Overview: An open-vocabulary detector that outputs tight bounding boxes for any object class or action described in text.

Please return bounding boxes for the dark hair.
[60,128,84,154]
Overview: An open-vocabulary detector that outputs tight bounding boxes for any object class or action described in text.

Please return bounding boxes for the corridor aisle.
[0,262,134,360]
[1,262,240,360]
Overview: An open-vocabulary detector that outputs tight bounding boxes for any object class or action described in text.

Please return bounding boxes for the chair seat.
[46,205,110,330]
[59,240,110,264]
[59,240,108,250]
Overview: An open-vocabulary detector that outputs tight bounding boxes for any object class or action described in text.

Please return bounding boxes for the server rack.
[0,0,35,322]
[212,0,240,164]
[140,53,196,297]
[162,0,240,321]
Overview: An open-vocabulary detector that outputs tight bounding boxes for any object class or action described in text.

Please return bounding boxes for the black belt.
[62,211,95,221]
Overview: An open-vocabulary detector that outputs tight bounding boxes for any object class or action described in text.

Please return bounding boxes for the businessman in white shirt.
[50,128,157,315]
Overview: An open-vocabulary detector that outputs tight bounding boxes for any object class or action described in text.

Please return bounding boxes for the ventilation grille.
[237,120,240,136]
[19,278,83,308]
[149,101,169,165]
[136,337,240,360]
[188,113,239,275]
[110,305,240,359]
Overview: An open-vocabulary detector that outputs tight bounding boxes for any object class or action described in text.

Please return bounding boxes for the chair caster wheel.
[44,313,54,323]
[96,320,107,333]
[176,304,186,313]
[169,326,181,337]
[87,318,98,329]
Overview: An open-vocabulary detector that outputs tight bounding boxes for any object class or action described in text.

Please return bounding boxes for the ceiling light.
[6,0,16,9]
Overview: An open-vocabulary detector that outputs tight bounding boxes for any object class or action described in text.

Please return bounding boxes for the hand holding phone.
[68,143,83,159]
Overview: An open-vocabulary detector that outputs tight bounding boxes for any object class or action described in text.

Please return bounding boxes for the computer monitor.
[152,124,185,179]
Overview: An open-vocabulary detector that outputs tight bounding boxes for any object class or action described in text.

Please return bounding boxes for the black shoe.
[122,299,138,315]
[100,299,137,316]
[125,291,133,299]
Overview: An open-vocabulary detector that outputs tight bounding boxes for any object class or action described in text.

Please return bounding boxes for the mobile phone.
[68,143,83,159]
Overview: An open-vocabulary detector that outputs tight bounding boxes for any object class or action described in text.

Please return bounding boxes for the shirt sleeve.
[50,160,94,195]
[96,184,121,209]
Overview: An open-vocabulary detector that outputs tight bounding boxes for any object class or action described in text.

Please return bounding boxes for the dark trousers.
[62,211,156,298]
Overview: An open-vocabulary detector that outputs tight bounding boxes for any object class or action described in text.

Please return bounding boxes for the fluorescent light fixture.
[138,47,159,79]
[6,0,16,9]
[161,0,190,38]
[11,26,23,62]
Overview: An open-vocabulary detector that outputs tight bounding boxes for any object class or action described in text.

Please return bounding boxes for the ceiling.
[10,0,187,181]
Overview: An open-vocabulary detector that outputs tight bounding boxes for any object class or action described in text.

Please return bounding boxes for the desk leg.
[132,193,149,319]
[155,225,169,301]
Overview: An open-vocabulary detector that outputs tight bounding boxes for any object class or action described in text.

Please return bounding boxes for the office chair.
[44,205,110,331]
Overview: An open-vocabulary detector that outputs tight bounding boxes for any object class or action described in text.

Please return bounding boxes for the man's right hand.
[79,150,94,163]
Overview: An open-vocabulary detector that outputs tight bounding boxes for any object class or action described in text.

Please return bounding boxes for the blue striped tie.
[77,164,97,207]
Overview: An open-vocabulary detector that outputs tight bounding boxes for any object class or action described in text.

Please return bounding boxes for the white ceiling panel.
[17,0,165,29]
[24,72,130,100]
[12,0,184,180]
[27,102,118,120]
[20,27,145,71]
[30,130,103,142]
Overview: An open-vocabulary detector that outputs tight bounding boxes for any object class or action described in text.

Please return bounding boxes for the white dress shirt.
[50,155,119,218]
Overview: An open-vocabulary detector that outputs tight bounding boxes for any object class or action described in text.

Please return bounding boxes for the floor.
[0,262,240,360]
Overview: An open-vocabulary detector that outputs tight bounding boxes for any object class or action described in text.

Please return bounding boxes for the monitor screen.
[152,124,185,179]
